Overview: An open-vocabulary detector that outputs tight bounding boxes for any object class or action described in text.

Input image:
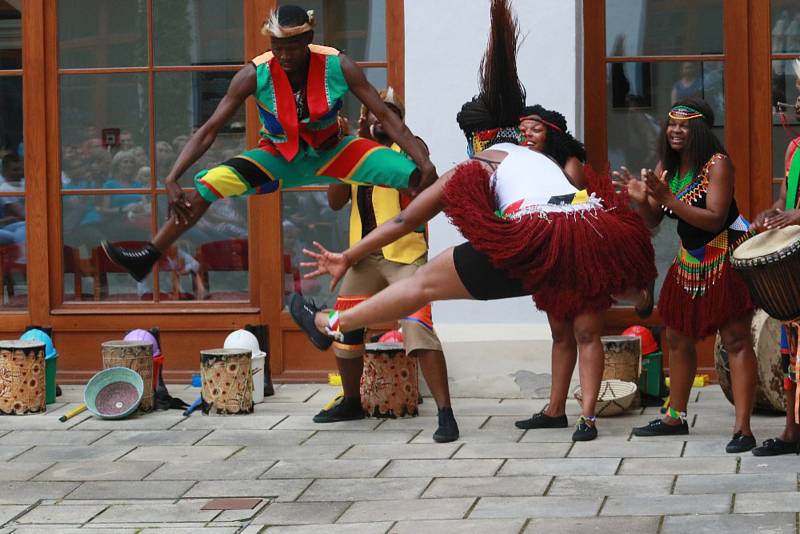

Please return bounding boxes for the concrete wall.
[404,0,582,344]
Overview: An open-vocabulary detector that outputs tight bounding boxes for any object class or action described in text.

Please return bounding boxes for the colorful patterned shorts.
[781,322,798,389]
[194,136,417,203]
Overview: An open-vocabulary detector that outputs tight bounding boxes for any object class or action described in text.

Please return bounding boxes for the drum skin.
[714,309,784,413]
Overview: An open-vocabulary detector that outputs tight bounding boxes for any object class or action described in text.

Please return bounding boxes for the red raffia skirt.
[441,160,657,320]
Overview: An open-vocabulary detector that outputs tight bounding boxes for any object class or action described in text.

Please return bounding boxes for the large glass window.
[0,2,24,310]
[771,0,800,203]
[58,0,246,304]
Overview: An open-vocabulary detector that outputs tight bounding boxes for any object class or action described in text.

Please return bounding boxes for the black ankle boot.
[102,241,161,282]
[433,407,459,443]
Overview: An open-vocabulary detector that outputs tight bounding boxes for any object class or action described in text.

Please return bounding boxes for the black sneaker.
[101,240,160,282]
[726,431,756,454]
[572,416,598,441]
[432,407,459,443]
[289,294,333,351]
[632,418,689,437]
[752,437,800,456]
[515,407,568,429]
[312,396,365,423]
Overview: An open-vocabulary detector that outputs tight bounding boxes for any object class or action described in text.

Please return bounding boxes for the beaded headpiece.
[668,105,704,121]
[262,8,316,38]
[467,127,524,158]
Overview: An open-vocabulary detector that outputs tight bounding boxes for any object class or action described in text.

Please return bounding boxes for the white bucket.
[251,351,266,404]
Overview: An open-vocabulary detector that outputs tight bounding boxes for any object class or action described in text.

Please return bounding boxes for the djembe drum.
[101,340,153,412]
[731,226,800,321]
[360,342,419,418]
[0,340,46,415]
[200,349,253,415]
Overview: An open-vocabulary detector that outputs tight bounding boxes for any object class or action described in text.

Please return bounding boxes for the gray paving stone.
[252,501,351,525]
[91,430,211,447]
[146,461,275,480]
[304,430,418,446]
[0,462,53,481]
[411,428,524,444]
[0,430,108,446]
[379,459,502,478]
[338,497,474,523]
[0,445,30,461]
[120,445,240,462]
[376,416,488,431]
[300,477,431,502]
[453,442,571,459]
[232,444,350,461]
[341,443,460,460]
[266,384,323,403]
[661,512,795,534]
[739,455,800,473]
[72,413,179,430]
[735,491,800,513]
[11,528,136,534]
[184,479,312,502]
[390,518,526,534]
[602,494,731,516]
[263,522,392,533]
[272,416,381,431]
[569,440,683,458]
[262,459,388,479]
[196,429,313,446]
[549,474,673,496]
[15,504,107,524]
[210,500,270,522]
[0,481,80,503]
[682,439,736,456]
[91,501,219,523]
[35,461,162,481]
[0,406,91,430]
[524,516,660,534]
[518,427,586,443]
[499,458,620,476]
[138,529,238,534]
[675,473,796,494]
[422,475,550,498]
[618,456,736,475]
[172,415,287,430]
[65,480,195,500]
[0,505,27,525]
[449,399,539,416]
[14,445,134,462]
[470,496,601,518]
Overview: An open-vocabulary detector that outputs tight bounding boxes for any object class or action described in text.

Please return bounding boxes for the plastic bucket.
[252,352,266,404]
[639,351,663,397]
[45,356,57,404]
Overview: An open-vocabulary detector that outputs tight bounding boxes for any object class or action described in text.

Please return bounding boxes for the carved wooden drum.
[0,340,46,415]
[102,340,153,412]
[360,342,419,418]
[200,349,254,415]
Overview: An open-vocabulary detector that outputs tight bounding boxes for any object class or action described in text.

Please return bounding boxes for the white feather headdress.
[262,9,315,38]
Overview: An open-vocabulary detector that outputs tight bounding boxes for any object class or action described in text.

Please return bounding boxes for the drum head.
[732,226,800,260]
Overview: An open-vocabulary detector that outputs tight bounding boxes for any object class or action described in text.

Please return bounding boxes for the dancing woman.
[615,97,758,453]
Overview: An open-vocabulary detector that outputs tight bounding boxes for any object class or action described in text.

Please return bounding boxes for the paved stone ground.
[0,383,797,533]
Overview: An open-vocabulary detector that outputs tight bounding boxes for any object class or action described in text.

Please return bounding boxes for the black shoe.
[289,294,333,351]
[635,282,655,319]
[514,407,568,429]
[752,437,800,456]
[432,407,459,443]
[632,418,689,437]
[725,431,756,454]
[572,416,598,441]
[312,396,365,423]
[101,240,160,282]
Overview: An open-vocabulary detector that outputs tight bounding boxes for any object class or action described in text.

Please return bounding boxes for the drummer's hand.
[765,208,800,230]
[612,166,647,204]
[753,208,781,231]
[643,168,671,204]
[300,241,351,291]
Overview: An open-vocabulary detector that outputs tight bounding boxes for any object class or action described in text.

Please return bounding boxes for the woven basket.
[573,379,638,417]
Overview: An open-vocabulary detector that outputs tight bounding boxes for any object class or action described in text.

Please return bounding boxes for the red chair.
[195,239,249,300]
[92,241,190,301]
[63,245,90,301]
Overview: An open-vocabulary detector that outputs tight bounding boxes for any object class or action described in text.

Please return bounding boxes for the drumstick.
[58,403,87,422]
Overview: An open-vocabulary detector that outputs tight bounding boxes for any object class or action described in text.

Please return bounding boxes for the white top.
[485,143,579,217]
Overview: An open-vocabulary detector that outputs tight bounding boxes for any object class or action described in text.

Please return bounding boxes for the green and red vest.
[786,138,800,211]
[251,44,349,161]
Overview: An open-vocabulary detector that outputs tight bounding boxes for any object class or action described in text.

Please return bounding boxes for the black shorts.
[453,241,529,300]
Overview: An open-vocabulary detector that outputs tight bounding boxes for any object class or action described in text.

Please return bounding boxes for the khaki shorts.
[333,253,442,358]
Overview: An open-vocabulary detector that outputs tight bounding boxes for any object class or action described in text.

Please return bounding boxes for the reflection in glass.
[771,59,800,186]
[62,194,152,302]
[0,76,22,156]
[154,0,244,66]
[156,195,249,301]
[0,2,21,70]
[606,0,723,57]
[282,191,349,308]
[0,199,26,309]
[607,61,725,303]
[772,0,800,54]
[154,71,245,185]
[60,74,150,189]
[277,0,386,62]
[58,0,147,68]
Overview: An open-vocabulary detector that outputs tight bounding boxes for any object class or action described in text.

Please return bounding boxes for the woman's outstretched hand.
[300,241,351,291]
[642,168,671,204]
[612,166,648,204]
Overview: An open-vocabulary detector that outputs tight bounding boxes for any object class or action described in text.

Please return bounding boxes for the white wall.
[404,0,582,340]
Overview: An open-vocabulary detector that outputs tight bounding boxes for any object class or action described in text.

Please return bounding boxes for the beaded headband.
[519,114,563,133]
[668,105,704,121]
[262,9,316,38]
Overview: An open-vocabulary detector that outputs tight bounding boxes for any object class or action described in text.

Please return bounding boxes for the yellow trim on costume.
[571,189,589,204]
[341,147,382,183]
[333,341,366,352]
[202,166,249,198]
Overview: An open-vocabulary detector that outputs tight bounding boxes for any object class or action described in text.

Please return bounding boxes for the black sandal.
[751,437,800,456]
